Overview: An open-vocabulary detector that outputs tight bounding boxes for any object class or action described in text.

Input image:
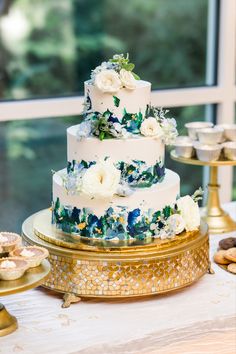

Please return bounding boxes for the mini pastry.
[0,257,29,280]
[10,246,49,268]
[213,250,231,265]
[227,263,236,274]
[224,247,236,262]
[0,232,22,253]
[219,237,236,250]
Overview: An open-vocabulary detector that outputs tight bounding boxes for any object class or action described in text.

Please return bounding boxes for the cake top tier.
[77,53,178,144]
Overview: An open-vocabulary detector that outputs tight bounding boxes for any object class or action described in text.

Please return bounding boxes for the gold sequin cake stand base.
[22,209,211,307]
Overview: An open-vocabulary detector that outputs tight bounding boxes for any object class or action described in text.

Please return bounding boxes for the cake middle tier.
[52,169,180,217]
[67,126,165,165]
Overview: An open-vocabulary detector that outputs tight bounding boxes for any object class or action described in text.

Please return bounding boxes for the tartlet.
[0,232,22,253]
[10,246,49,268]
[0,257,29,280]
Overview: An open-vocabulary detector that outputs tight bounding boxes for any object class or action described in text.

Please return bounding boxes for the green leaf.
[99,131,105,140]
[113,95,120,107]
[122,63,135,71]
[132,72,140,80]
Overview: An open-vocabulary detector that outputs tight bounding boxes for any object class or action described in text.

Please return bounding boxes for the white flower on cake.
[110,122,131,139]
[140,117,163,137]
[81,160,121,198]
[0,233,8,242]
[76,121,92,140]
[20,249,35,258]
[167,214,186,234]
[161,118,178,145]
[0,260,16,269]
[177,195,200,231]
[119,69,137,90]
[95,69,122,93]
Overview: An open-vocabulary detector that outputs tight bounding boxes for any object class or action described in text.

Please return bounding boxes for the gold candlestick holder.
[0,260,50,337]
[170,150,236,234]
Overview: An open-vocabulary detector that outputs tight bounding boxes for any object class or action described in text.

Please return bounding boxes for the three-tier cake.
[51,54,201,241]
[22,54,210,304]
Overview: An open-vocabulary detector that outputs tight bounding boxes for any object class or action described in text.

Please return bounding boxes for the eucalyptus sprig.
[191,187,204,203]
[109,53,140,80]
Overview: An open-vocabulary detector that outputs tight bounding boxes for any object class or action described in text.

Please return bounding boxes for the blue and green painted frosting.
[52,198,177,240]
[66,159,165,190]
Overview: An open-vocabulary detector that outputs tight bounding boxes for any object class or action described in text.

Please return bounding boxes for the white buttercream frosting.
[1,260,16,269]
[53,169,180,217]
[84,80,151,120]
[20,248,35,258]
[67,131,165,167]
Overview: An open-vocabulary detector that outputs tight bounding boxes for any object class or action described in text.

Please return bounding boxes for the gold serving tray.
[170,151,236,166]
[0,259,50,336]
[170,150,236,234]
[0,259,50,297]
[22,209,211,306]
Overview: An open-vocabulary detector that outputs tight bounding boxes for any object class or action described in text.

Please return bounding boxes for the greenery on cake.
[61,158,165,198]
[77,53,178,142]
[52,189,202,240]
[77,106,178,143]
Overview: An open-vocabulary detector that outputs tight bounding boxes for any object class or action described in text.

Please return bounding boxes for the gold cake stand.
[22,209,212,307]
[0,260,50,336]
[171,151,236,234]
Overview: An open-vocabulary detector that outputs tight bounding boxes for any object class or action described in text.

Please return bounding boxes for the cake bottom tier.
[52,169,180,238]
[22,210,210,299]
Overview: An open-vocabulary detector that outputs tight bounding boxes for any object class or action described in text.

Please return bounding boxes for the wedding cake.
[52,54,201,241]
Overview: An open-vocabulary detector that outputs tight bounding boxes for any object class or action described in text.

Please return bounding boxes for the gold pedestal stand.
[171,151,236,234]
[0,260,50,336]
[22,209,211,307]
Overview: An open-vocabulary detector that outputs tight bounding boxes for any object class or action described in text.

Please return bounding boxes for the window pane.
[0,117,79,231]
[0,0,210,100]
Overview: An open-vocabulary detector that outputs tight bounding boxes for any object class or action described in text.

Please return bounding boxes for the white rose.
[81,160,121,198]
[167,214,186,234]
[140,117,163,137]
[95,69,121,93]
[119,69,137,90]
[177,195,200,231]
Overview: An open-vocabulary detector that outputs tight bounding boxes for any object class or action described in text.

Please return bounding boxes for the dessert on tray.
[10,246,49,268]
[0,232,49,281]
[0,257,29,281]
[214,237,236,274]
[0,232,21,253]
[51,54,202,241]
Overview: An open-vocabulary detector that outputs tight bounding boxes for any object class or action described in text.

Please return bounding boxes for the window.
[0,0,210,99]
[0,0,235,231]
